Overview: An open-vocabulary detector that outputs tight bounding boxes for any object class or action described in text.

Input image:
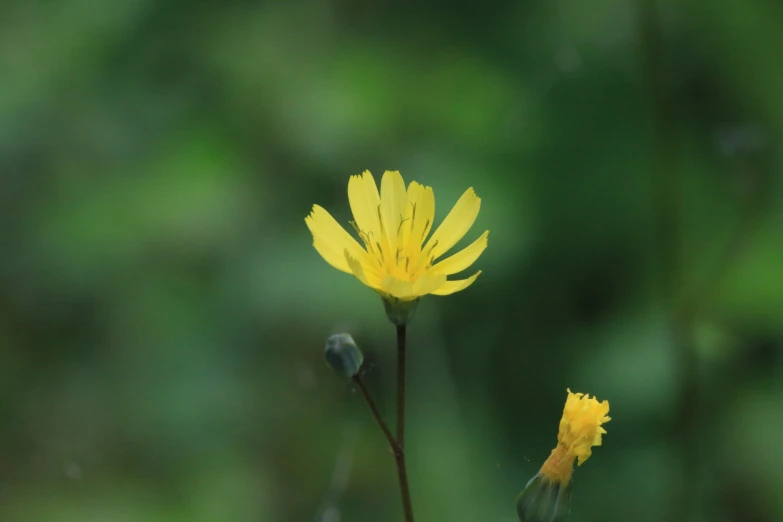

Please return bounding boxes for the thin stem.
[351,324,415,522]
[395,324,414,522]
[394,448,415,522]
[396,325,407,447]
[353,375,397,452]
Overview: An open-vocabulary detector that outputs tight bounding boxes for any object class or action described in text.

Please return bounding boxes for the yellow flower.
[539,389,611,485]
[305,170,489,301]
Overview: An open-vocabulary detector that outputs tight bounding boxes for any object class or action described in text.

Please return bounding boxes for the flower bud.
[516,472,571,522]
[324,333,364,378]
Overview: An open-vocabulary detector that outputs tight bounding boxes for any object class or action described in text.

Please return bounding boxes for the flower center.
[350,202,437,281]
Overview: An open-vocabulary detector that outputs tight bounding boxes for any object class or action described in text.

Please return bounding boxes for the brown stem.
[395,324,414,522]
[396,324,407,447]
[353,375,397,452]
[352,325,415,522]
[394,449,415,522]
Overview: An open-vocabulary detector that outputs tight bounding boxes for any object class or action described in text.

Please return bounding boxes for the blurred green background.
[1,0,782,521]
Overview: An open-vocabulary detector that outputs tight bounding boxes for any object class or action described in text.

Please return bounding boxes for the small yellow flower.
[540,389,611,485]
[305,170,489,301]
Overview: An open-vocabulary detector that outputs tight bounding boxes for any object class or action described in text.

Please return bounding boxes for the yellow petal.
[312,239,351,273]
[398,183,416,250]
[345,250,379,290]
[431,230,489,275]
[430,270,482,296]
[348,171,382,242]
[306,205,366,273]
[412,273,447,296]
[380,170,407,252]
[424,188,481,261]
[405,181,435,250]
[381,276,415,299]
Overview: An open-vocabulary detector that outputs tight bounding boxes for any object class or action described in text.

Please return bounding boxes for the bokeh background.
[1,0,782,521]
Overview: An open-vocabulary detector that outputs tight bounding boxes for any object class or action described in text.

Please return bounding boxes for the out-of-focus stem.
[637,1,698,521]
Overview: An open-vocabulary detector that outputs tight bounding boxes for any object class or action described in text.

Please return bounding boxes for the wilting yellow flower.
[539,389,611,485]
[305,170,488,301]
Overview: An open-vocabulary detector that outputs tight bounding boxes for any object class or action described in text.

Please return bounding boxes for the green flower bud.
[324,333,364,378]
[381,296,420,326]
[516,473,572,522]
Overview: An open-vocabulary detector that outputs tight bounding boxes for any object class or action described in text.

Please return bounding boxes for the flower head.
[305,170,488,302]
[540,389,611,485]
[517,390,610,521]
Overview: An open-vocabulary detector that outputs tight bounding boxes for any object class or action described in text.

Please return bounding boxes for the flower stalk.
[310,170,488,522]
[352,326,415,522]
[352,374,397,454]
[394,324,414,522]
